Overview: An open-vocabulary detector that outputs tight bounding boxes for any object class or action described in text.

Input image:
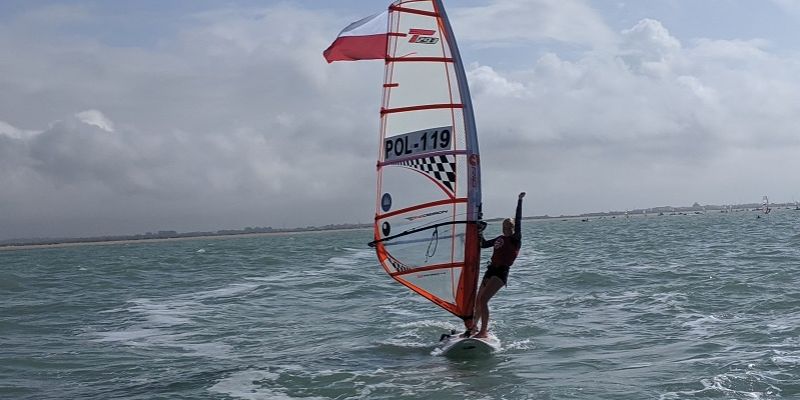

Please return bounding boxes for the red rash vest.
[480,197,523,268]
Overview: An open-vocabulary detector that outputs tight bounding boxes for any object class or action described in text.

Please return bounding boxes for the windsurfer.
[470,192,525,338]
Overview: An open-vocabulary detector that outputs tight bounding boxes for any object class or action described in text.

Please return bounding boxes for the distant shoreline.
[0,227,372,252]
[3,201,791,251]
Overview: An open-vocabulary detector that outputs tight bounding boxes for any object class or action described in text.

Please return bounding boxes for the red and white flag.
[323,11,388,63]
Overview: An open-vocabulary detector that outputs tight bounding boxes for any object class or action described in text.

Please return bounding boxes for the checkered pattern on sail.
[399,155,456,193]
[388,256,412,273]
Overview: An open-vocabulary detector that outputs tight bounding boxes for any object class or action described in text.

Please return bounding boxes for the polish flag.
[323,11,388,63]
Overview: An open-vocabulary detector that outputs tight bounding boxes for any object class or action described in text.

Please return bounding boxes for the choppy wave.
[2,212,799,399]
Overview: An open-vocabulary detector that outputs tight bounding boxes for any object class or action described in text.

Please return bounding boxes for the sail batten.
[373,0,481,325]
[389,262,464,277]
[378,150,468,167]
[376,198,466,220]
[389,5,440,17]
[381,103,464,114]
[386,57,454,63]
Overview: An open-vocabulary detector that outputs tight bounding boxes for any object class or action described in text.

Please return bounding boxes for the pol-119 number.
[384,126,452,161]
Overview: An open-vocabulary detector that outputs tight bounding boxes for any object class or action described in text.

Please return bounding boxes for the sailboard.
[438,332,501,357]
[366,0,484,336]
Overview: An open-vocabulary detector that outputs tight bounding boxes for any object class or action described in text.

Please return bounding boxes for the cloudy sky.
[2,0,800,240]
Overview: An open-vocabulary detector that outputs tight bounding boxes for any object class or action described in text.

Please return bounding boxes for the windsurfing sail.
[762,195,771,214]
[366,0,482,327]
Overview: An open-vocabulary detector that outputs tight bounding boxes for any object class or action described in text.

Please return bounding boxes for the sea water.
[1,210,799,399]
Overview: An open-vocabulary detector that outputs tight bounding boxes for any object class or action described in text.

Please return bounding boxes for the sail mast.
[431,0,481,327]
[433,0,481,222]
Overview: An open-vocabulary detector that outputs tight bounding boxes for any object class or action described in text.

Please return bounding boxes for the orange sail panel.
[371,0,481,325]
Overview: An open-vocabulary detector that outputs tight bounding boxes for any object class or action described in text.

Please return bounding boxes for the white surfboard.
[439,332,500,357]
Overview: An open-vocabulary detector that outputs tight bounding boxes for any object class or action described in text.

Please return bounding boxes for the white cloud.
[468,65,526,98]
[620,18,681,77]
[75,110,114,132]
[13,3,89,25]
[0,120,37,140]
[771,0,800,15]
[452,0,616,49]
[0,4,383,239]
[463,16,800,216]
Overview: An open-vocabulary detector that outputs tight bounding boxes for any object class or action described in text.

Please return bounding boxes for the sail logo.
[406,210,448,221]
[408,29,439,44]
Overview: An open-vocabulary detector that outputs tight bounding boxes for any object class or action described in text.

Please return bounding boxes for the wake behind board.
[439,332,500,357]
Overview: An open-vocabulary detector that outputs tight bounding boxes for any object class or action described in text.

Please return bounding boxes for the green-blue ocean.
[2,210,799,399]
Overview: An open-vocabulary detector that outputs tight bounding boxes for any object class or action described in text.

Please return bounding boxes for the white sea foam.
[373,319,465,349]
[96,307,128,314]
[397,319,456,330]
[375,327,432,349]
[377,337,431,349]
[185,282,259,300]
[209,369,330,400]
[326,256,358,266]
[659,372,780,400]
[245,273,291,283]
[503,338,535,351]
[93,327,165,344]
[93,319,233,359]
[167,333,233,358]
[93,326,232,358]
[681,313,740,336]
[766,322,794,333]
[342,247,373,256]
[128,298,198,325]
[91,283,252,359]
[327,247,373,266]
[381,306,416,318]
[771,349,800,366]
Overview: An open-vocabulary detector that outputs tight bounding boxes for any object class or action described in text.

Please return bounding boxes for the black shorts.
[482,265,510,286]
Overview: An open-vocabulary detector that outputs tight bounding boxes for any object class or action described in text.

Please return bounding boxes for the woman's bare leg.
[475,276,504,338]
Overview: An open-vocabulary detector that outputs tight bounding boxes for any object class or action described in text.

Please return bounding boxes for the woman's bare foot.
[474,331,489,338]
